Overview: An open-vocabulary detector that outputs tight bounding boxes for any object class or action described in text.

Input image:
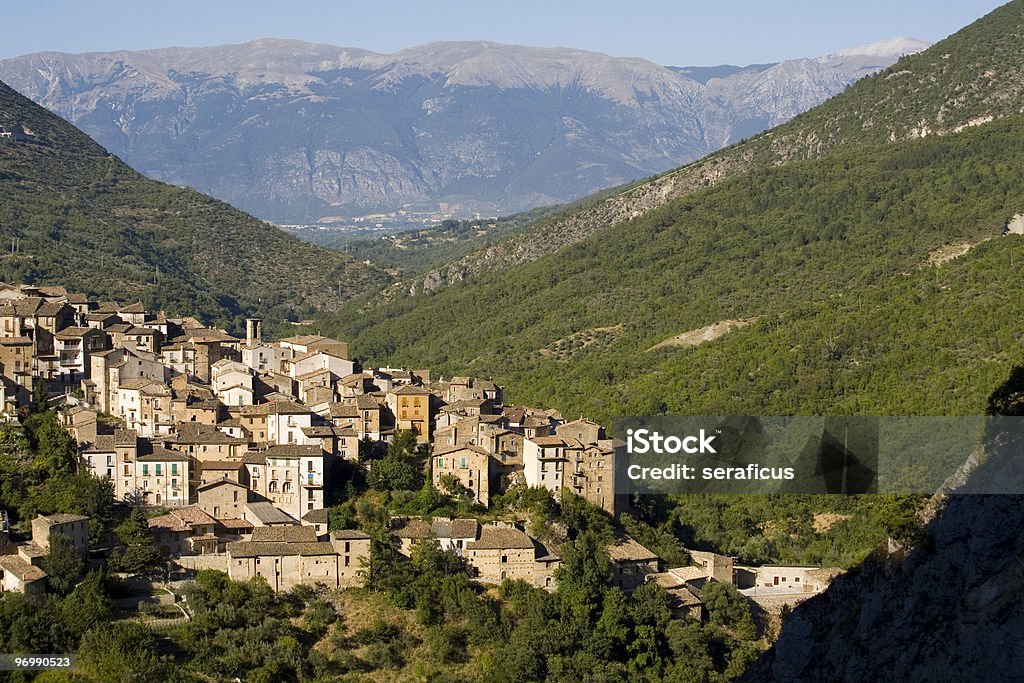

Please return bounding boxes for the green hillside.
[0,80,385,327]
[378,1,1024,301]
[317,1,1024,424]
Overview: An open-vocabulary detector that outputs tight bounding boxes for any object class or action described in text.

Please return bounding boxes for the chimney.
[245,318,262,347]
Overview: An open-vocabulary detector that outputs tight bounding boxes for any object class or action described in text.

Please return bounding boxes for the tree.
[32,380,49,414]
[61,571,113,637]
[555,530,614,634]
[701,581,757,639]
[77,621,165,681]
[43,533,84,595]
[368,431,422,491]
[108,510,162,575]
[438,473,471,499]
[32,411,79,477]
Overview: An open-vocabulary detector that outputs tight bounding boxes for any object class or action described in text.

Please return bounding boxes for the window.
[142,464,149,476]
[155,464,162,476]
[232,490,238,502]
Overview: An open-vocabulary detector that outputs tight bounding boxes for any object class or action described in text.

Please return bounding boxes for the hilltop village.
[0,282,838,618]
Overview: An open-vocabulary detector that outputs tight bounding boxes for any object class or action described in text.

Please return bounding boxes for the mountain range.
[0,37,927,223]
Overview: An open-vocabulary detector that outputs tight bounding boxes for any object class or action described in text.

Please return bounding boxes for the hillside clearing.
[648,318,760,352]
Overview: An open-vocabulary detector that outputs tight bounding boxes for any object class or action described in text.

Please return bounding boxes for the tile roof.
[433,444,492,458]
[0,554,47,581]
[389,384,430,396]
[431,518,479,539]
[171,506,218,527]
[329,402,359,418]
[261,445,323,458]
[216,518,254,532]
[55,326,95,340]
[607,537,659,563]
[137,447,191,462]
[354,395,381,410]
[251,525,318,543]
[226,540,337,557]
[392,518,432,539]
[38,513,88,525]
[199,460,246,471]
[196,478,248,492]
[466,526,535,551]
[301,509,329,524]
[244,501,297,525]
[279,334,332,346]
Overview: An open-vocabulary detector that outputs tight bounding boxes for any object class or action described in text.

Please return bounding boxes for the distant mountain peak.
[825,37,931,60]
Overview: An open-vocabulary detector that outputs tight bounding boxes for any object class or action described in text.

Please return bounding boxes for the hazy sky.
[1,1,1007,65]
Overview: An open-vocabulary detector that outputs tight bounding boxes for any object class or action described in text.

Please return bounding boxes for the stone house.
[607,536,660,592]
[147,506,219,555]
[53,326,107,384]
[391,517,480,557]
[0,555,47,595]
[386,384,432,443]
[32,513,89,556]
[465,525,541,584]
[243,445,326,519]
[432,444,493,506]
[133,447,192,507]
[523,435,583,493]
[226,525,368,592]
[197,479,249,520]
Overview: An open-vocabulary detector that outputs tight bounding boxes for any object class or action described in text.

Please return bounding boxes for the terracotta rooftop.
[607,537,659,563]
[251,525,318,543]
[226,540,337,557]
[466,526,534,551]
[0,554,47,582]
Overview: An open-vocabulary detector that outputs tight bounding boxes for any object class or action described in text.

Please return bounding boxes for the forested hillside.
[395,1,1024,296]
[0,80,384,328]
[320,114,1024,422]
